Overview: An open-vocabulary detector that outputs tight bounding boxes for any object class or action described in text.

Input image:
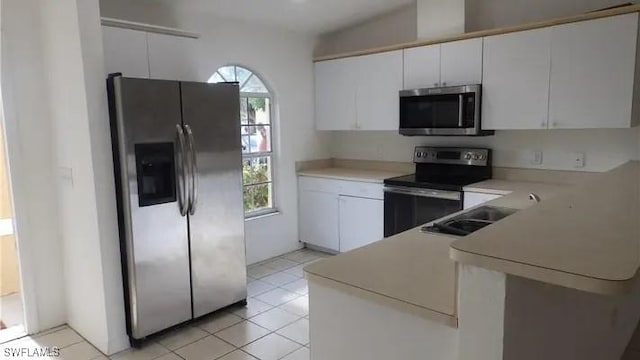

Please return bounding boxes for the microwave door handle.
[458,94,464,128]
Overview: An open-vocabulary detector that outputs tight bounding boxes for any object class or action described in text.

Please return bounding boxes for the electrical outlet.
[572,152,585,168]
[531,151,543,165]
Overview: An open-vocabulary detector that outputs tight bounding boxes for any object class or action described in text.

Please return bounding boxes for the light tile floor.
[0,248,329,360]
[0,292,26,344]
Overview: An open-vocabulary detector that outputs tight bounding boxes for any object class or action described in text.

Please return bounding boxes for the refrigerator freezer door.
[112,77,192,339]
[180,81,247,317]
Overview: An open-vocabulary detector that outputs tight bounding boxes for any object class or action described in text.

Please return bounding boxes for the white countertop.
[297,167,409,183]
[452,161,640,295]
[306,163,640,325]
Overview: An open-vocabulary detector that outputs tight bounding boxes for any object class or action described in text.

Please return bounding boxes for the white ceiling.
[156,0,415,34]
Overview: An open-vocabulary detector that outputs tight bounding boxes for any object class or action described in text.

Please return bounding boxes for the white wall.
[40,0,127,354]
[99,3,331,264]
[417,0,465,39]
[99,0,180,29]
[309,280,458,360]
[0,0,66,332]
[41,0,110,352]
[2,0,128,354]
[315,1,640,58]
[331,127,640,173]
[314,3,417,57]
[465,0,639,32]
[75,1,129,353]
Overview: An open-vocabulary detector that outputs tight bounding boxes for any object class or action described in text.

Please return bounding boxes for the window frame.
[210,65,277,219]
[241,93,277,219]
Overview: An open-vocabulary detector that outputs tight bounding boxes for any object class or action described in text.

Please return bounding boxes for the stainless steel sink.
[458,206,518,222]
[422,206,518,236]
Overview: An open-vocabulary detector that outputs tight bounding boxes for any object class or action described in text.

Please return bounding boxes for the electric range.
[383,147,492,237]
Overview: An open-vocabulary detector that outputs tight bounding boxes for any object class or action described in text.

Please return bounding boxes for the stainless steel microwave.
[399,84,493,136]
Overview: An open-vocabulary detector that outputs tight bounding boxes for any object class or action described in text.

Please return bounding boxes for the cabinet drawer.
[298,176,384,200]
[299,176,342,194]
[339,181,384,200]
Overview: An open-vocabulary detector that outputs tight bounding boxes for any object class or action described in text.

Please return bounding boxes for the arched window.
[208,65,275,217]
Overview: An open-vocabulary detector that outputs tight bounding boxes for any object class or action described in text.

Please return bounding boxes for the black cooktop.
[384,147,492,192]
[384,173,487,192]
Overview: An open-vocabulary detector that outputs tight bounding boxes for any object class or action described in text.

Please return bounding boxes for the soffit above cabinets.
[314,4,640,62]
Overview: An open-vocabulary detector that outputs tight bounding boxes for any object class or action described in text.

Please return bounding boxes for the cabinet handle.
[442,81,447,86]
[551,121,558,128]
[434,82,439,87]
[541,121,547,128]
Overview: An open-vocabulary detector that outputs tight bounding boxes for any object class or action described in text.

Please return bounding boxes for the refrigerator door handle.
[185,124,199,215]
[176,124,189,216]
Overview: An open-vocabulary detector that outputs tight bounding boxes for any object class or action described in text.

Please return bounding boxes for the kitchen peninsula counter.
[305,176,571,326]
[452,161,640,295]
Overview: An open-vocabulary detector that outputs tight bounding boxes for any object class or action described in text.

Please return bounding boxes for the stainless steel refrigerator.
[107,75,247,344]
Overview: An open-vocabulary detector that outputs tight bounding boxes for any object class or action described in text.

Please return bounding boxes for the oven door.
[384,186,463,237]
[399,85,482,136]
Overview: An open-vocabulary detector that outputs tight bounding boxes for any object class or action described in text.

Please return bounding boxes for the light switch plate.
[531,151,543,165]
[571,153,585,168]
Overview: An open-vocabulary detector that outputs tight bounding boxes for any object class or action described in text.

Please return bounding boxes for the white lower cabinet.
[463,192,502,210]
[298,176,384,252]
[299,189,340,251]
[338,196,384,252]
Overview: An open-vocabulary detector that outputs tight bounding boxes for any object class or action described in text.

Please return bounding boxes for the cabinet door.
[482,28,552,130]
[315,58,357,130]
[549,14,638,129]
[440,38,483,86]
[147,33,200,82]
[356,50,403,130]
[102,26,150,78]
[463,192,502,210]
[299,190,339,252]
[403,44,441,89]
[339,196,384,252]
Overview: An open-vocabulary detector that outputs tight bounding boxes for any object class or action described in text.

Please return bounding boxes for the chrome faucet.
[528,193,541,203]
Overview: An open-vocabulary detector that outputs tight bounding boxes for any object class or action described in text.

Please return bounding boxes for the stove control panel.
[414,147,490,166]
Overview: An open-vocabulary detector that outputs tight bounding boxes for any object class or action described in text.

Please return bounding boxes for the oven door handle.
[458,94,464,127]
[384,186,461,201]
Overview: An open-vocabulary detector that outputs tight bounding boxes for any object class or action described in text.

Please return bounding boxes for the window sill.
[245,209,280,221]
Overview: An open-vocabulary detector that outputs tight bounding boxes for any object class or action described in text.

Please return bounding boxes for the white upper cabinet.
[549,13,639,129]
[315,50,402,131]
[102,26,150,78]
[482,28,552,130]
[403,38,483,90]
[147,33,200,82]
[315,57,358,130]
[356,50,403,130]
[440,38,483,86]
[404,44,441,89]
[316,12,640,132]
